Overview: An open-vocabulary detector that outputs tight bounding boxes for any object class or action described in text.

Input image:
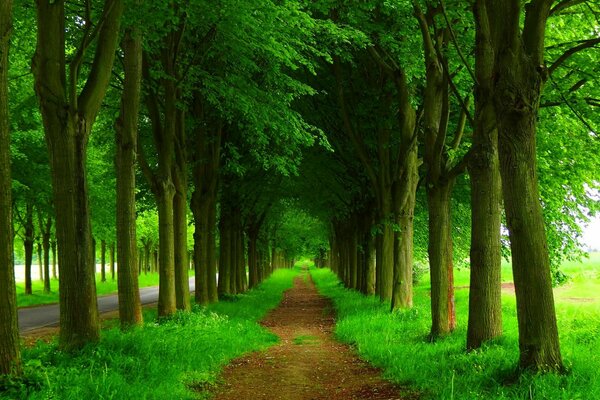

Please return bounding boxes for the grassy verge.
[310,265,600,400]
[2,268,298,399]
[17,272,180,308]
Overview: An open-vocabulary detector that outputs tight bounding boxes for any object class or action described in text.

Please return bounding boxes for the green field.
[310,254,600,399]
[16,272,176,308]
[1,268,298,399]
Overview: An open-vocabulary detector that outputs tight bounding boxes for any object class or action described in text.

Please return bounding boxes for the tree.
[32,0,124,349]
[467,0,503,350]
[0,0,21,375]
[475,0,564,371]
[115,15,143,328]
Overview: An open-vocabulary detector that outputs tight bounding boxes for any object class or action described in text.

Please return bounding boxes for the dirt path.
[212,271,416,400]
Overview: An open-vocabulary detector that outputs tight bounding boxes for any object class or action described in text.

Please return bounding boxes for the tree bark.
[51,239,57,279]
[0,0,21,373]
[218,203,232,295]
[115,27,143,328]
[427,183,456,338]
[36,240,43,283]
[109,243,115,281]
[467,2,503,349]
[42,216,52,293]
[172,105,190,311]
[100,239,106,283]
[23,203,34,295]
[32,0,124,350]
[156,188,177,316]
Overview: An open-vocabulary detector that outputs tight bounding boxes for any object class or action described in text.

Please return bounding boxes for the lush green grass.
[16,272,183,308]
[310,259,600,400]
[2,268,298,399]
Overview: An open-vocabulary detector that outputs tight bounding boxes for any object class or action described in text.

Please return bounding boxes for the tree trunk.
[379,220,394,301]
[494,58,562,370]
[467,11,502,348]
[23,203,34,295]
[173,172,190,311]
[192,199,209,304]
[42,217,52,293]
[109,243,115,281]
[100,240,106,283]
[427,183,456,339]
[36,240,43,283]
[391,145,419,310]
[0,0,21,372]
[115,27,143,328]
[156,189,177,316]
[248,227,259,289]
[218,204,232,295]
[173,106,190,311]
[51,239,57,279]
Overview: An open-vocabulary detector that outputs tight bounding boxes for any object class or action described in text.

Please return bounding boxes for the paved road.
[18,278,196,333]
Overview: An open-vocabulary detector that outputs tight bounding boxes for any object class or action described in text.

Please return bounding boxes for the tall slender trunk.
[173,172,190,311]
[218,204,232,295]
[51,239,57,279]
[100,240,106,283]
[173,105,190,311]
[115,27,143,328]
[23,203,34,295]
[207,194,218,302]
[0,0,21,373]
[156,189,177,316]
[379,217,394,301]
[42,217,52,293]
[391,144,419,310]
[427,182,456,338]
[36,240,43,283]
[467,9,502,348]
[248,227,259,289]
[109,243,115,281]
[192,200,209,304]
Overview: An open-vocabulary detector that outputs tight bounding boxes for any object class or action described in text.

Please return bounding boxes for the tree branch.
[550,0,588,15]
[548,37,600,75]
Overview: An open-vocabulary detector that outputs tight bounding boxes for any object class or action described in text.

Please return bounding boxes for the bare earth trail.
[213,271,416,400]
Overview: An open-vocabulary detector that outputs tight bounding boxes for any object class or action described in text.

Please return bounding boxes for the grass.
[16,272,182,308]
[2,268,298,399]
[310,255,600,400]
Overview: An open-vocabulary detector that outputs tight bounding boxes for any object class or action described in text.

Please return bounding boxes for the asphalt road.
[18,277,196,333]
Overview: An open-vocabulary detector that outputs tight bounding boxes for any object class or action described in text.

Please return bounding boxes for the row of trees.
[0,0,332,375]
[0,0,598,378]
[316,0,599,372]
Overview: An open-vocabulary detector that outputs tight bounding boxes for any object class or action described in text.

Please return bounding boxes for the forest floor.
[211,271,418,400]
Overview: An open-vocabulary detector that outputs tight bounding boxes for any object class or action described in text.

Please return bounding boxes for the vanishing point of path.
[213,271,416,400]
